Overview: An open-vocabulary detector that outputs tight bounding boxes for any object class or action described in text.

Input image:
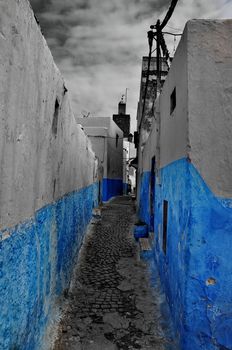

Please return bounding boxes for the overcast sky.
[30,0,232,131]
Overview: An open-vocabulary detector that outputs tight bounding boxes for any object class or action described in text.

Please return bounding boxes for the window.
[116,133,119,147]
[170,87,176,115]
[163,200,168,254]
[52,98,59,136]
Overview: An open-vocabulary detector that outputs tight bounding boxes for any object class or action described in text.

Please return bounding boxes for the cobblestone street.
[54,196,177,350]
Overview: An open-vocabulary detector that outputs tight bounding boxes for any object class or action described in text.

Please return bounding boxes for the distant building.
[123,139,136,194]
[76,117,123,202]
[113,99,130,137]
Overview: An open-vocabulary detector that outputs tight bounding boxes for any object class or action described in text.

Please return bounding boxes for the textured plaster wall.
[0,0,97,230]
[139,159,232,349]
[138,20,232,350]
[187,20,232,198]
[0,184,99,350]
[152,159,189,348]
[0,1,99,349]
[152,159,232,350]
[159,27,188,169]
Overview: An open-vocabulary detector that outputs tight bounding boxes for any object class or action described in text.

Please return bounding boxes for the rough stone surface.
[54,196,177,350]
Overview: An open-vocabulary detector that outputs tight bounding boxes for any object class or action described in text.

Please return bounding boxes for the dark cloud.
[30,0,51,13]
[29,0,232,128]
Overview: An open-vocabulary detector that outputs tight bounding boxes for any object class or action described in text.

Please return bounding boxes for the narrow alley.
[54,197,177,350]
[2,2,232,350]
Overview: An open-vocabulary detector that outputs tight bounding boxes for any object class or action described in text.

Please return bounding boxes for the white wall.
[76,117,123,180]
[140,19,232,200]
[138,97,160,173]
[0,0,97,229]
[159,27,188,169]
[77,125,108,178]
[188,20,232,198]
[107,118,123,180]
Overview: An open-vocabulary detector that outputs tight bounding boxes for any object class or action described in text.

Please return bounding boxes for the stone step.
[139,237,152,251]
[139,238,153,260]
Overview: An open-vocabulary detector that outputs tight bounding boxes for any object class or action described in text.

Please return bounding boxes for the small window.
[116,133,119,148]
[170,87,176,115]
[52,98,59,136]
[163,200,168,254]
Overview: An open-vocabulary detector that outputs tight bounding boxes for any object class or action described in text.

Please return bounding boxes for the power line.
[89,135,128,140]
[163,31,182,36]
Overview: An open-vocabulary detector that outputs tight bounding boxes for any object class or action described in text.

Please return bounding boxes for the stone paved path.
[54,196,177,350]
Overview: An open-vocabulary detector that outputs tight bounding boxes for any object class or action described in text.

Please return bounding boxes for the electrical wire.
[90,135,129,140]
[163,31,182,36]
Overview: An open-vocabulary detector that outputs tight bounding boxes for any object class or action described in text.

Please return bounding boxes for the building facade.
[76,117,123,202]
[137,20,232,350]
[137,56,169,146]
[113,99,130,138]
[0,2,99,349]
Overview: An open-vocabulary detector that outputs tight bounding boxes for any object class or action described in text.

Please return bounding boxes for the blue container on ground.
[133,224,148,241]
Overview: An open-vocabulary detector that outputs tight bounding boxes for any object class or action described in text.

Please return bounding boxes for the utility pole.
[156,19,161,96]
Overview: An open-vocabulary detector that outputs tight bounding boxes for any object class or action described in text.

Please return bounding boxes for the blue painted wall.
[0,182,98,350]
[139,158,232,349]
[123,183,128,194]
[102,178,123,202]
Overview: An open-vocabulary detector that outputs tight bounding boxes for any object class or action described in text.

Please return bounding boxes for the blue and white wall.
[76,117,123,202]
[0,1,99,349]
[137,20,232,350]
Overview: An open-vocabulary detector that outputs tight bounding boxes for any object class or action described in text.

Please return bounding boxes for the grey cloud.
[29,0,51,13]
[29,0,230,128]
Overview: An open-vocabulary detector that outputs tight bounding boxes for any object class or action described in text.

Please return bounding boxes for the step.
[139,237,152,251]
[139,237,153,260]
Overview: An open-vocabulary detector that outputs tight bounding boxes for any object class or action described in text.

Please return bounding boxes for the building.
[0,2,99,349]
[113,98,130,137]
[123,138,136,194]
[135,56,169,205]
[136,20,232,350]
[112,98,136,194]
[137,56,169,146]
[76,117,123,202]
